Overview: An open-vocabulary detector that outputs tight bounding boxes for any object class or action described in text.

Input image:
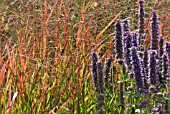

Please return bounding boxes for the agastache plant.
[131,32,139,50]
[122,18,130,50]
[138,0,146,51]
[158,36,164,83]
[124,33,133,78]
[143,49,149,88]
[97,61,105,114]
[104,56,112,88]
[130,46,144,91]
[165,42,170,76]
[114,19,123,64]
[119,82,124,108]
[162,54,168,80]
[138,0,145,34]
[91,52,99,91]
[150,10,160,51]
[138,51,149,89]
[97,61,105,94]
[123,18,130,38]
[148,50,159,86]
[97,94,105,114]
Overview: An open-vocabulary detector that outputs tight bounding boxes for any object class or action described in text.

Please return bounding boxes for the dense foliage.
[0,0,169,113]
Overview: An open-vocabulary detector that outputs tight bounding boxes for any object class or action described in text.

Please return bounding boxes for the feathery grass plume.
[150,10,160,51]
[130,46,144,91]
[104,56,112,88]
[138,0,146,51]
[148,50,159,86]
[131,32,139,50]
[114,19,123,64]
[91,52,99,91]
[97,60,105,94]
[119,82,124,108]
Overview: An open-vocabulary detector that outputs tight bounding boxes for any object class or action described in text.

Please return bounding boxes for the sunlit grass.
[0,0,169,113]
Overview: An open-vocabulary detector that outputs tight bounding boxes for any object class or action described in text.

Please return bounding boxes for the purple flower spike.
[114,20,123,61]
[162,54,168,80]
[97,61,105,94]
[119,82,124,107]
[124,33,132,74]
[123,18,131,58]
[104,56,112,87]
[97,108,105,114]
[123,18,131,38]
[131,32,139,50]
[158,36,164,83]
[165,42,170,56]
[130,46,144,91]
[138,0,145,34]
[165,42,170,80]
[148,50,159,86]
[150,10,160,51]
[91,52,99,91]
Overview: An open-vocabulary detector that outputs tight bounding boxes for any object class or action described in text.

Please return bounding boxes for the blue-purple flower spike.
[165,42,170,77]
[148,50,159,86]
[138,0,145,34]
[119,82,124,107]
[138,0,146,51]
[162,54,168,80]
[150,10,160,51]
[124,33,133,77]
[130,46,144,91]
[97,60,105,94]
[158,36,164,83]
[138,51,149,89]
[131,32,139,50]
[123,18,131,38]
[104,56,112,87]
[91,52,99,91]
[114,19,123,63]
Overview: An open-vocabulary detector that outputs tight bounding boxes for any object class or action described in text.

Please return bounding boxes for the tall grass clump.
[0,0,169,113]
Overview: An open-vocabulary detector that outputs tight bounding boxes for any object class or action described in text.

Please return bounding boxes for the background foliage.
[0,0,169,113]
